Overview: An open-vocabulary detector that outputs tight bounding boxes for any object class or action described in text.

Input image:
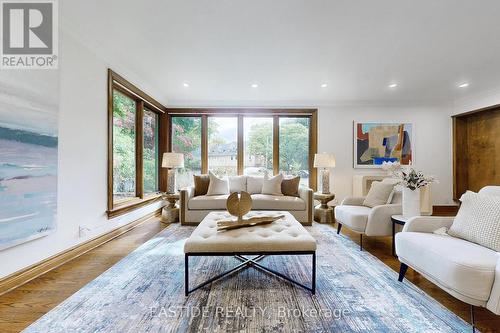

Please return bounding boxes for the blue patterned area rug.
[24,223,473,332]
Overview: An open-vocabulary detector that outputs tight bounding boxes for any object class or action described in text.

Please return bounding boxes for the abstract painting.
[354,122,413,168]
[0,71,59,250]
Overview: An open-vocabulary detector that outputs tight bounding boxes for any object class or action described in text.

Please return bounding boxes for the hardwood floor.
[0,218,168,333]
[1,215,499,332]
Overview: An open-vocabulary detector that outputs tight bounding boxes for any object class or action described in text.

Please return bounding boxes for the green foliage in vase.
[400,169,437,191]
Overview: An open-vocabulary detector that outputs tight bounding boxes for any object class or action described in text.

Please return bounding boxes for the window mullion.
[273,115,279,175]
[237,115,243,175]
[201,115,208,174]
[310,113,317,191]
[136,100,144,199]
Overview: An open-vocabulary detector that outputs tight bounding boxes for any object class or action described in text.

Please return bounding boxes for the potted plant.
[382,162,437,218]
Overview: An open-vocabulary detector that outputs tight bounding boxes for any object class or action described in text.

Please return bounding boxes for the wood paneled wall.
[453,106,500,199]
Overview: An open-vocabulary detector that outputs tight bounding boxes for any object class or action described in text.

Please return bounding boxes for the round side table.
[391,214,408,257]
[161,193,180,223]
[313,192,335,223]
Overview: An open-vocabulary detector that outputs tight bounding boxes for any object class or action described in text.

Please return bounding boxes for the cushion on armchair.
[362,181,395,208]
[448,191,500,252]
[396,232,497,301]
[335,205,371,232]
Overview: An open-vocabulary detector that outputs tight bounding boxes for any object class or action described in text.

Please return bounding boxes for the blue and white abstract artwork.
[0,71,59,250]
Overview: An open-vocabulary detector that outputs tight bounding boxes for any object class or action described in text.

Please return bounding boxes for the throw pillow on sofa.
[262,173,283,196]
[229,175,247,193]
[206,171,229,196]
[247,176,264,194]
[448,190,500,252]
[193,174,210,196]
[281,176,300,197]
[362,181,395,208]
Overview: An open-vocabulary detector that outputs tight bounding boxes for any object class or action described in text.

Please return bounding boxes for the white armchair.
[396,186,500,330]
[334,180,402,250]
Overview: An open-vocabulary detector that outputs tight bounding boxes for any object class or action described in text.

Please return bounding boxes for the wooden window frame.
[167,108,318,190]
[107,69,167,218]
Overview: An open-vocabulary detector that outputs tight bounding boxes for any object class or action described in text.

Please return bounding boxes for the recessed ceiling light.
[321,83,328,88]
[183,82,189,87]
[458,82,469,88]
[251,83,259,88]
[388,83,398,88]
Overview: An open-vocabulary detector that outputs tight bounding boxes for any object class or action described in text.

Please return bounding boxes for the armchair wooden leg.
[398,263,408,282]
[184,254,189,296]
[359,234,363,251]
[337,223,342,234]
[470,305,476,333]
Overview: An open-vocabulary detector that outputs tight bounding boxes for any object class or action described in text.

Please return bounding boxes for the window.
[279,117,310,186]
[112,90,136,201]
[167,110,317,190]
[208,117,238,177]
[143,108,159,194]
[171,116,202,189]
[108,70,165,218]
[244,117,273,176]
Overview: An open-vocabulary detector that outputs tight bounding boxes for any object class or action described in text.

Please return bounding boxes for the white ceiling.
[61,0,500,106]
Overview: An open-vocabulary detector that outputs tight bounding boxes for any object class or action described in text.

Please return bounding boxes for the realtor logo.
[1,0,58,69]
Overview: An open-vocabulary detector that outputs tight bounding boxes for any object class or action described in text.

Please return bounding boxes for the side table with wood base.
[161,193,180,223]
[313,192,335,223]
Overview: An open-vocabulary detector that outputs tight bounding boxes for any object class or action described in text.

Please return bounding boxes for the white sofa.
[396,186,500,324]
[334,178,402,250]
[179,185,313,225]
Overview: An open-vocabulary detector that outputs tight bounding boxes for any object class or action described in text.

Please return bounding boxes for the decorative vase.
[402,187,421,219]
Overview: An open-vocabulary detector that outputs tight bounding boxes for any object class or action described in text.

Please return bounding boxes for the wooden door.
[453,107,500,199]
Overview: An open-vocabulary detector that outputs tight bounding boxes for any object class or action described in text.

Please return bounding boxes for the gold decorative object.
[217,215,285,231]
[226,191,252,222]
[216,191,284,231]
[313,192,335,223]
[161,192,180,223]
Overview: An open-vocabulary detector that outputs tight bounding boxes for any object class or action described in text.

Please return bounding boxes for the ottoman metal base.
[185,251,316,296]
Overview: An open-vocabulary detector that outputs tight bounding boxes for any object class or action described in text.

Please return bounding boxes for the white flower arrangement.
[382,161,437,191]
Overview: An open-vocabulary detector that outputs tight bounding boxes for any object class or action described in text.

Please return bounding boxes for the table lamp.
[162,153,184,194]
[314,153,336,194]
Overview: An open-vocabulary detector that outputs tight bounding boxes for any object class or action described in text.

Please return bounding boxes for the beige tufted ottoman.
[184,211,317,296]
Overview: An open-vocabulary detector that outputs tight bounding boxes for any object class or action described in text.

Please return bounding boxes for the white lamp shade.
[162,153,184,168]
[314,153,336,168]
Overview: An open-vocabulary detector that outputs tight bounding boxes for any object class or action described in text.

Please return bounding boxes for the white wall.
[317,104,455,205]
[452,86,500,116]
[0,31,163,278]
